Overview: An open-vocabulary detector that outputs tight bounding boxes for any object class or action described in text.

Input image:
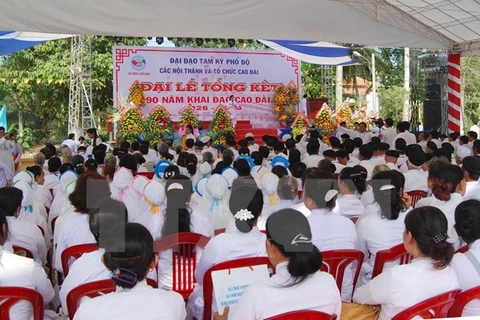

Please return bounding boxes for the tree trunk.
[354,75,359,97]
[18,109,24,135]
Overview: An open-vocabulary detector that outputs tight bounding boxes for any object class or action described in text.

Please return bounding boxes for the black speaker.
[426,84,441,100]
[423,100,441,131]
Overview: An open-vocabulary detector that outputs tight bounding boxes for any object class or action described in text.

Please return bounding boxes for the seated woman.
[258,175,299,230]
[356,170,410,286]
[74,223,186,319]
[157,175,214,289]
[304,169,357,301]
[353,206,460,320]
[334,167,366,217]
[0,209,54,320]
[415,164,465,249]
[214,209,342,319]
[54,172,111,273]
[59,198,128,314]
[187,182,266,319]
[452,199,480,317]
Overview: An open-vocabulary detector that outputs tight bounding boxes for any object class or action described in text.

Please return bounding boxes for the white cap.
[457,145,472,160]
[200,136,210,143]
[282,134,292,142]
[245,132,254,138]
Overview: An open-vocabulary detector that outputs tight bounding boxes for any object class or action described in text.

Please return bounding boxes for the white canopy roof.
[1,0,479,54]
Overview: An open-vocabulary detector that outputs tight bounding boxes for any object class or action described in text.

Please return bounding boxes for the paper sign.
[211,264,270,314]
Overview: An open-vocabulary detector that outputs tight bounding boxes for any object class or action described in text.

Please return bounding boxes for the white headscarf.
[112,167,143,222]
[140,180,166,239]
[205,174,233,229]
[221,167,239,188]
[261,172,279,206]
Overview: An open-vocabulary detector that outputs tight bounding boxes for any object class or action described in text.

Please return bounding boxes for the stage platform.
[172,120,278,145]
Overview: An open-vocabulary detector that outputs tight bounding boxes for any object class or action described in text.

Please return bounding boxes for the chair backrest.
[448,286,480,317]
[61,243,99,277]
[214,228,226,236]
[66,278,158,318]
[12,245,33,259]
[154,232,210,299]
[136,171,154,179]
[372,243,412,279]
[202,257,275,320]
[266,310,337,320]
[406,190,427,208]
[391,289,460,319]
[0,286,44,320]
[456,245,469,254]
[321,250,364,298]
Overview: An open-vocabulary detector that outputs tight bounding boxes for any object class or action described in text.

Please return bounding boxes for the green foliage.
[0,36,146,148]
[462,56,480,130]
[378,86,408,124]
[17,127,38,149]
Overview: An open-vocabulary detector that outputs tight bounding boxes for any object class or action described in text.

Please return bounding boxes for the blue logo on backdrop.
[131,55,146,71]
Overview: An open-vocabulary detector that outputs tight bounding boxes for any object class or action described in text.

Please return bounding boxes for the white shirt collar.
[310,208,333,215]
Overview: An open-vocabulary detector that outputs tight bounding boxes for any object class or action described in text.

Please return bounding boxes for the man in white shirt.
[382,118,397,149]
[394,121,417,146]
[468,130,479,145]
[385,150,400,170]
[61,133,78,154]
[299,94,308,115]
[245,133,259,153]
[201,136,218,160]
[358,145,376,180]
[336,122,376,145]
[428,130,443,149]
[302,141,323,168]
[462,156,480,200]
[403,148,428,192]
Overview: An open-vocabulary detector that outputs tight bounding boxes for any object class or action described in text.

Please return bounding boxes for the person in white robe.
[356,171,411,286]
[403,148,429,192]
[462,156,480,201]
[415,164,466,250]
[0,130,15,175]
[214,209,342,320]
[0,212,54,320]
[452,199,480,317]
[303,169,357,301]
[73,223,186,320]
[187,183,267,319]
[353,206,460,320]
[59,198,129,314]
[334,167,365,217]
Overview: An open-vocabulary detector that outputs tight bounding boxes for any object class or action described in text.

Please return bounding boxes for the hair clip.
[291,234,312,246]
[234,209,254,221]
[111,267,137,285]
[325,189,338,202]
[433,233,447,244]
[379,184,395,191]
[167,182,184,192]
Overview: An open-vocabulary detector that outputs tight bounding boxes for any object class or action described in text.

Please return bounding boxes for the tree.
[378,86,408,124]
[0,36,146,147]
[461,56,480,130]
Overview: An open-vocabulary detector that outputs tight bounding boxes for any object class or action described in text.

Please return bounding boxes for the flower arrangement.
[210,105,235,147]
[314,103,335,140]
[272,82,299,125]
[145,104,174,146]
[119,105,145,141]
[179,105,199,128]
[351,104,373,128]
[291,112,310,139]
[128,80,146,107]
[335,101,353,127]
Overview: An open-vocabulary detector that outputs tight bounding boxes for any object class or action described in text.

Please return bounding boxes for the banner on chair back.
[113,46,300,127]
[211,264,269,314]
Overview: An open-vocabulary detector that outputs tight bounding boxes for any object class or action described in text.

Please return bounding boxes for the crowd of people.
[1,120,480,319]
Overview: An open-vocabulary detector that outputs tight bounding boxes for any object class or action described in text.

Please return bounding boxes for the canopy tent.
[0,31,70,56]
[259,40,355,65]
[0,0,479,54]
